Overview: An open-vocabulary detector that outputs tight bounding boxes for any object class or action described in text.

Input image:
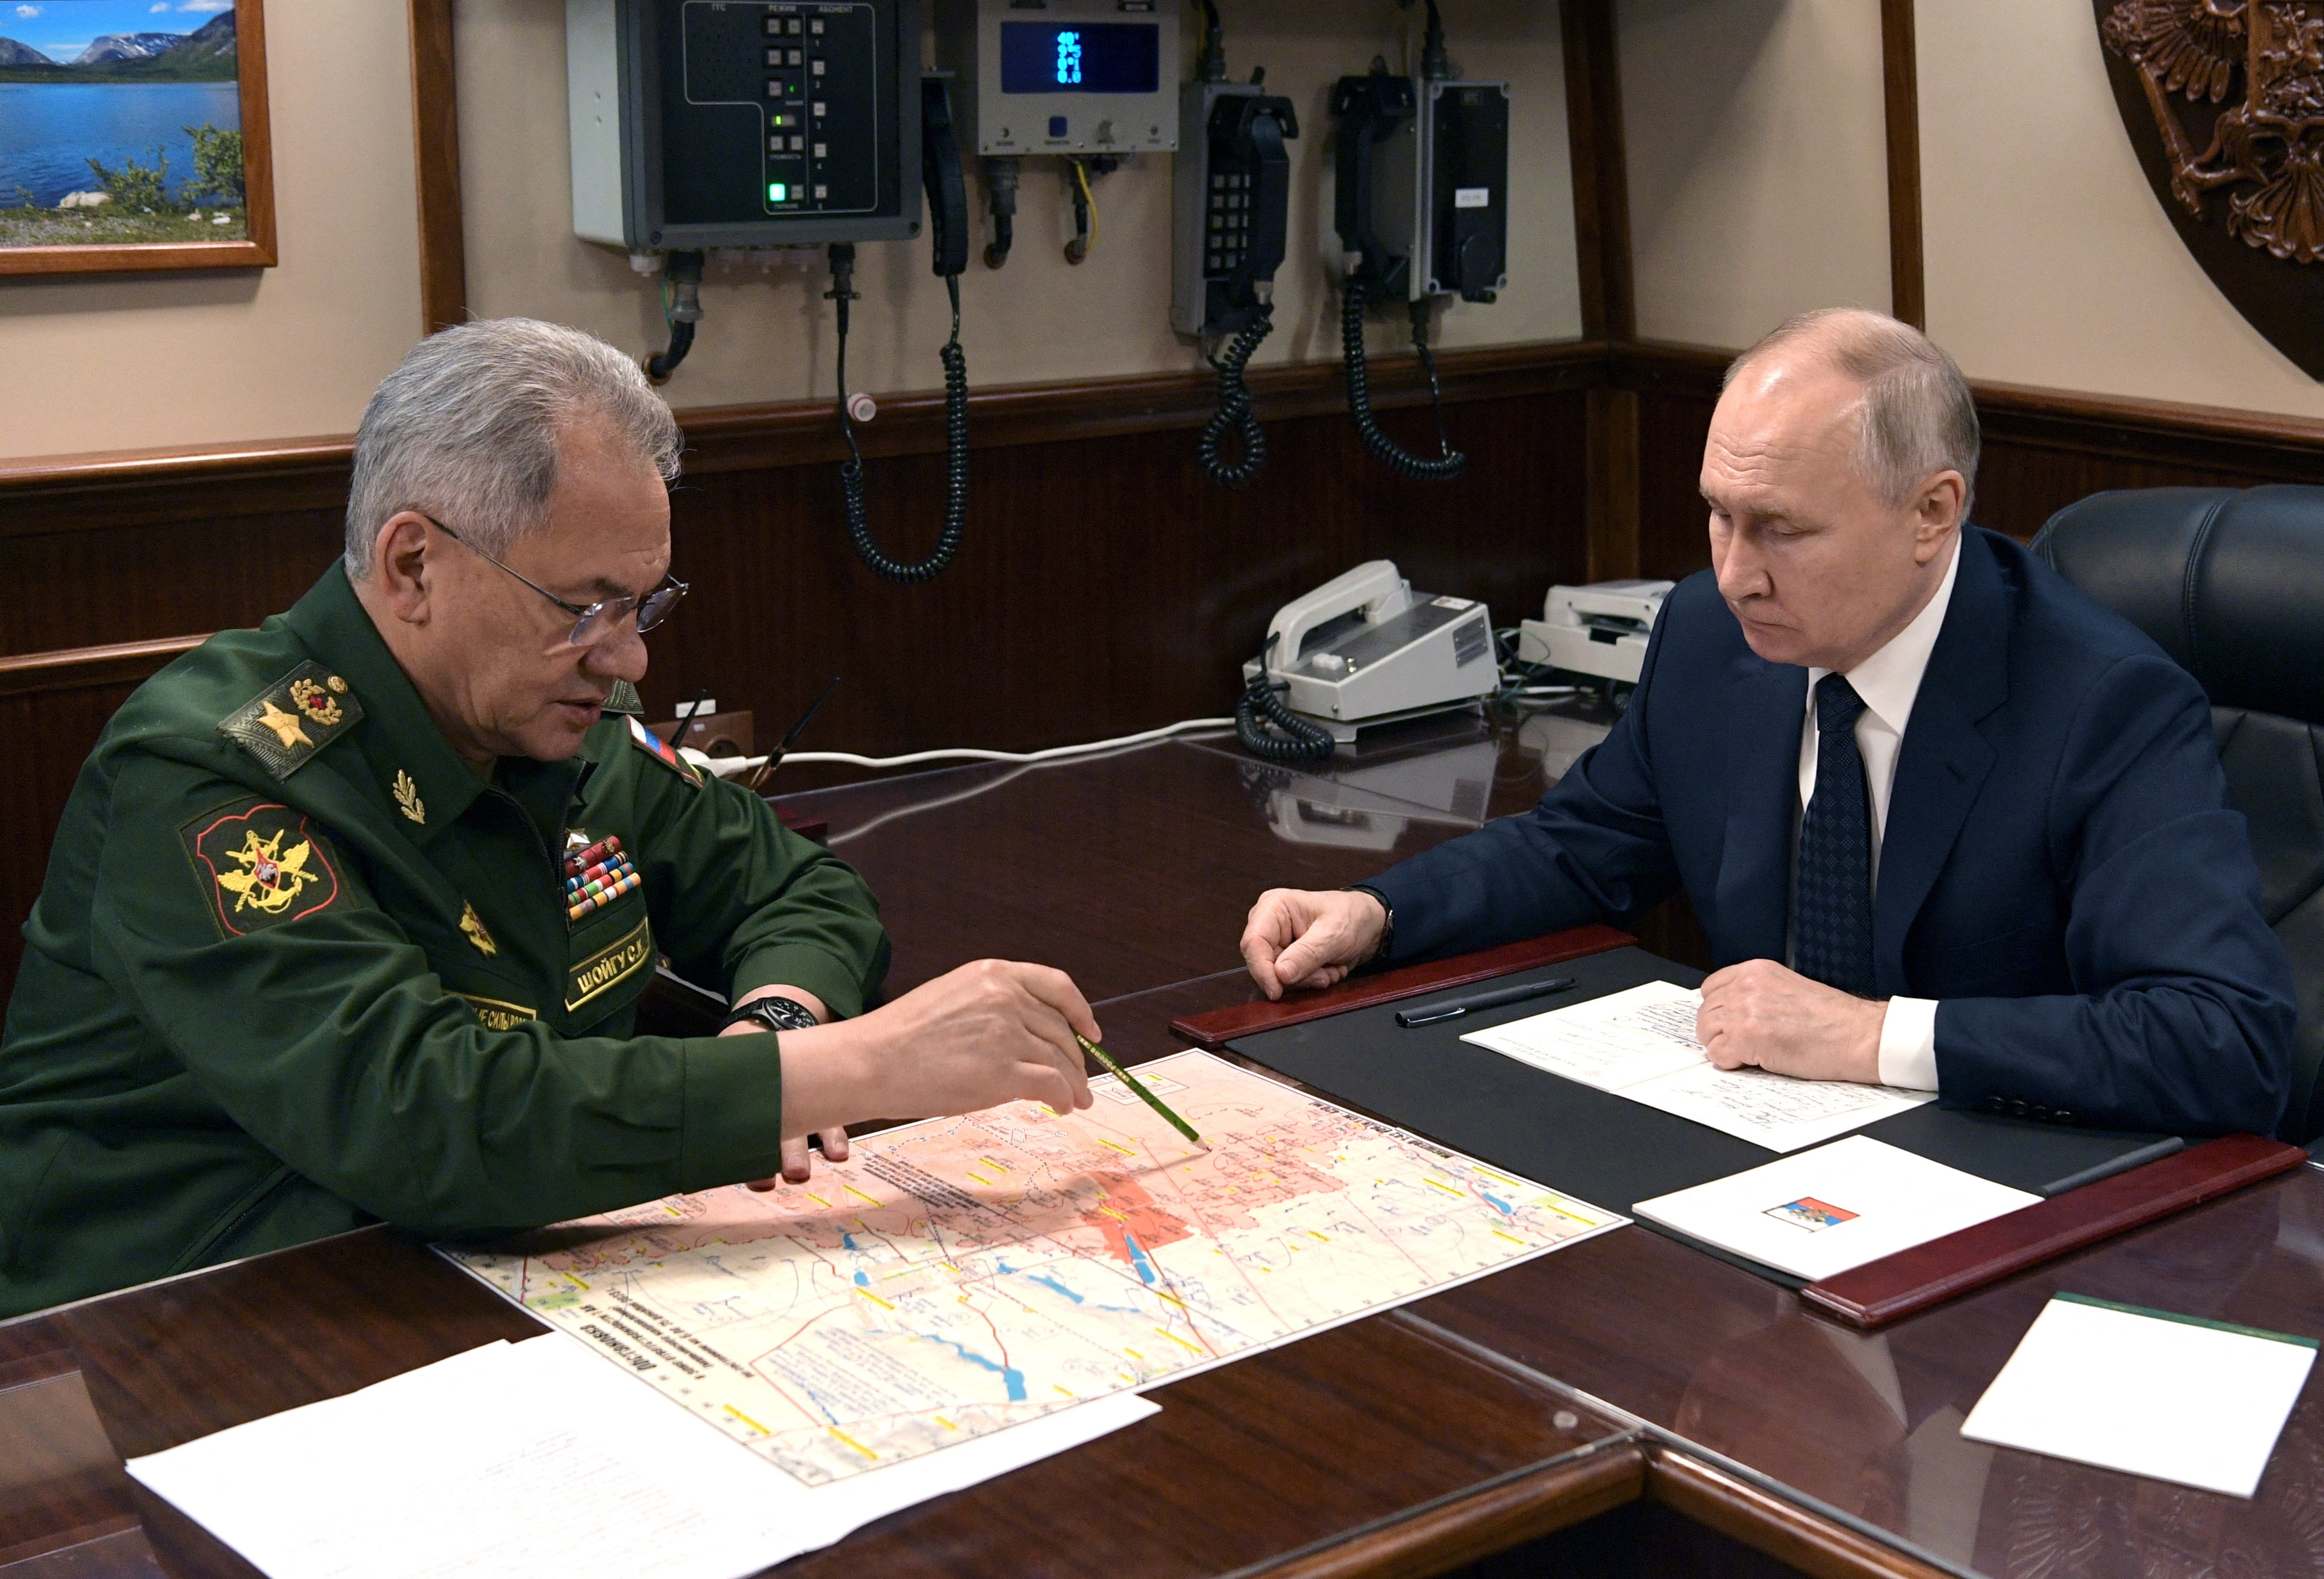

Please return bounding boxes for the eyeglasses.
[421,515,687,648]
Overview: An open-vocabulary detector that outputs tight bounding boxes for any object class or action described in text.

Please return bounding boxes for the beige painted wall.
[0,1,425,462]
[1619,0,1890,348]
[456,0,1582,410]
[1919,0,2324,416]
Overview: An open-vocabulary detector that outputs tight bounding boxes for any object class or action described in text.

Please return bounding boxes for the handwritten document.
[1460,980,1932,1152]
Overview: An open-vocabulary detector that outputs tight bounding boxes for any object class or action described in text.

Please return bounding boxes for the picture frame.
[0,0,275,276]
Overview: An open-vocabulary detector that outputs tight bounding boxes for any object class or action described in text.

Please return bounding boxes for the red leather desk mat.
[1803,1132,2308,1328]
[1168,923,1635,1049]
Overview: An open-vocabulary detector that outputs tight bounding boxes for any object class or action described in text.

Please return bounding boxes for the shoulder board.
[628,714,703,787]
[218,661,363,780]
[602,679,646,716]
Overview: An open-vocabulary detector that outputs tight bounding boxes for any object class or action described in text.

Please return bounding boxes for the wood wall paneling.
[1878,0,1924,330]
[0,345,1597,1001]
[407,0,468,335]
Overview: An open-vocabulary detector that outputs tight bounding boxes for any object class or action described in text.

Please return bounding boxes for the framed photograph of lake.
[0,0,273,275]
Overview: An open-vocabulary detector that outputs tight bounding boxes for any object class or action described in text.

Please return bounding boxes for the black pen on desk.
[1394,976,1579,1029]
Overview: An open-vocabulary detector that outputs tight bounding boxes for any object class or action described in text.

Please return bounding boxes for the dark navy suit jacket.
[1367,527,2296,1137]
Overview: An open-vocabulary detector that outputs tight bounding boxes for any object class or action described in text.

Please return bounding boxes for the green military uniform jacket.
[0,563,889,1317]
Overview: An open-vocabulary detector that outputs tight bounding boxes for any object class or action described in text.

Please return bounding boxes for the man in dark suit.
[1239,309,2295,1137]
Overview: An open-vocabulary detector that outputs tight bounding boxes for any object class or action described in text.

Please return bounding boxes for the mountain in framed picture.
[0,0,273,275]
[2095,0,2324,378]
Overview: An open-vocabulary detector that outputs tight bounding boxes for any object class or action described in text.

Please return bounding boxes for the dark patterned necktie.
[1794,674,1875,997]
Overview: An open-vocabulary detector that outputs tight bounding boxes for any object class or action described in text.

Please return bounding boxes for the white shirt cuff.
[1877,997,1940,1091]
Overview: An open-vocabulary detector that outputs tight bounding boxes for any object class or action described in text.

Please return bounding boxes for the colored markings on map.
[442,1049,1625,1493]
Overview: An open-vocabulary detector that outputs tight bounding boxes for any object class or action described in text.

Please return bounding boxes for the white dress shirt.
[1792,535,1961,1091]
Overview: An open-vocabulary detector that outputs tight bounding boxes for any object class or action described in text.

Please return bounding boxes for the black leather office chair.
[2031,486,2324,1143]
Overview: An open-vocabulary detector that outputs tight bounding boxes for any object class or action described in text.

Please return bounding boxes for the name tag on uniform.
[566,915,654,1013]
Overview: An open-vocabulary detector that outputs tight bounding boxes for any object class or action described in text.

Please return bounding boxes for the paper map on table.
[443,1050,1621,1488]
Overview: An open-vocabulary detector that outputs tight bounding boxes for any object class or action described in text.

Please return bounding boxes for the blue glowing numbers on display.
[997,23,1159,95]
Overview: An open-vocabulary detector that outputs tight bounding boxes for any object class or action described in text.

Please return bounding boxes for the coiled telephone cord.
[1340,278,1466,482]
[833,252,967,584]
[1235,634,1336,763]
[1197,309,1274,489]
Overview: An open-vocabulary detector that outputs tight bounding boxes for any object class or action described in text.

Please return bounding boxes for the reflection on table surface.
[1143,959,2324,1579]
[772,701,1614,998]
[8,715,2313,1579]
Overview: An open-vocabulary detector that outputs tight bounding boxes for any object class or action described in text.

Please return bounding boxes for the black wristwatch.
[721,995,821,1034]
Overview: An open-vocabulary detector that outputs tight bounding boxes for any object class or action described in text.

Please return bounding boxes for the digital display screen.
[998,23,1158,94]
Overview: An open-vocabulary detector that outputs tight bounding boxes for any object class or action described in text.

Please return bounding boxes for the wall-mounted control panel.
[938,0,1179,156]
[568,0,921,250]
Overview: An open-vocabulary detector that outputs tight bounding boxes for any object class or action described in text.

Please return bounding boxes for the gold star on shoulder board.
[255,699,311,751]
[459,902,498,956]
[219,662,365,780]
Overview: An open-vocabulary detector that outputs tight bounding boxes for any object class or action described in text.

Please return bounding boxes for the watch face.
[746,996,820,1032]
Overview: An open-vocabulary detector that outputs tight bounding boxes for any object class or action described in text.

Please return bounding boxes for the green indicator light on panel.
[769,182,787,202]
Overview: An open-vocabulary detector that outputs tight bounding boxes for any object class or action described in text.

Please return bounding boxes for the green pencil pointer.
[1076,1035,1203,1146]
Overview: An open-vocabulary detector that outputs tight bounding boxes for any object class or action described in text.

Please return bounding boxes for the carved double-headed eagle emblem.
[2103,0,2324,262]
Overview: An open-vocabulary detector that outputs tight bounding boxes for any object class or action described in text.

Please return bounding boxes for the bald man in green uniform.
[0,319,1098,1318]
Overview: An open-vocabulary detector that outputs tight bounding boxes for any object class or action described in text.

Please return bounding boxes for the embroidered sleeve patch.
[628,714,702,787]
[179,797,344,937]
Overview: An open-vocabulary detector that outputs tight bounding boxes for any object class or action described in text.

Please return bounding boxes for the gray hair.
[344,318,682,578]
[1724,308,1980,522]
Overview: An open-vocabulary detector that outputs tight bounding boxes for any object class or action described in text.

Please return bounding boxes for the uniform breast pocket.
[564,895,656,1023]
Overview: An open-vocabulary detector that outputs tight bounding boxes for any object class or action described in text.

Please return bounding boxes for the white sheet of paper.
[1961,1294,2318,1498]
[1461,980,1933,1152]
[126,1333,1157,1579]
[1630,1135,2039,1280]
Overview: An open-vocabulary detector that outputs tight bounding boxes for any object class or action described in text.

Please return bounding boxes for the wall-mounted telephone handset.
[827,74,974,583]
[1329,0,1508,483]
[1174,1,1297,488]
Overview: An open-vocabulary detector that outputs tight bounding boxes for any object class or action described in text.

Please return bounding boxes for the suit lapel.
[1873,529,2010,993]
[1713,655,1806,965]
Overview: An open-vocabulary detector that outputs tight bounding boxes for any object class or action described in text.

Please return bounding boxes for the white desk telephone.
[1238,561,1499,758]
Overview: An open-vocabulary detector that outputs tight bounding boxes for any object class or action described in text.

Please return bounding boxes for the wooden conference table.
[6,705,2322,1579]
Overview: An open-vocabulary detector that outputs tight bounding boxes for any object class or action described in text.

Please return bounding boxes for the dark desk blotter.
[1222,944,2195,1303]
[1171,923,1634,1049]
[1801,1133,2308,1328]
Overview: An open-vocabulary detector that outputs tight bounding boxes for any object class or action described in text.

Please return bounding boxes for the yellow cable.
[1072,158,1098,258]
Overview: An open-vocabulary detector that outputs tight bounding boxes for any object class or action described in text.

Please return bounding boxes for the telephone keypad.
[1205,169,1249,276]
